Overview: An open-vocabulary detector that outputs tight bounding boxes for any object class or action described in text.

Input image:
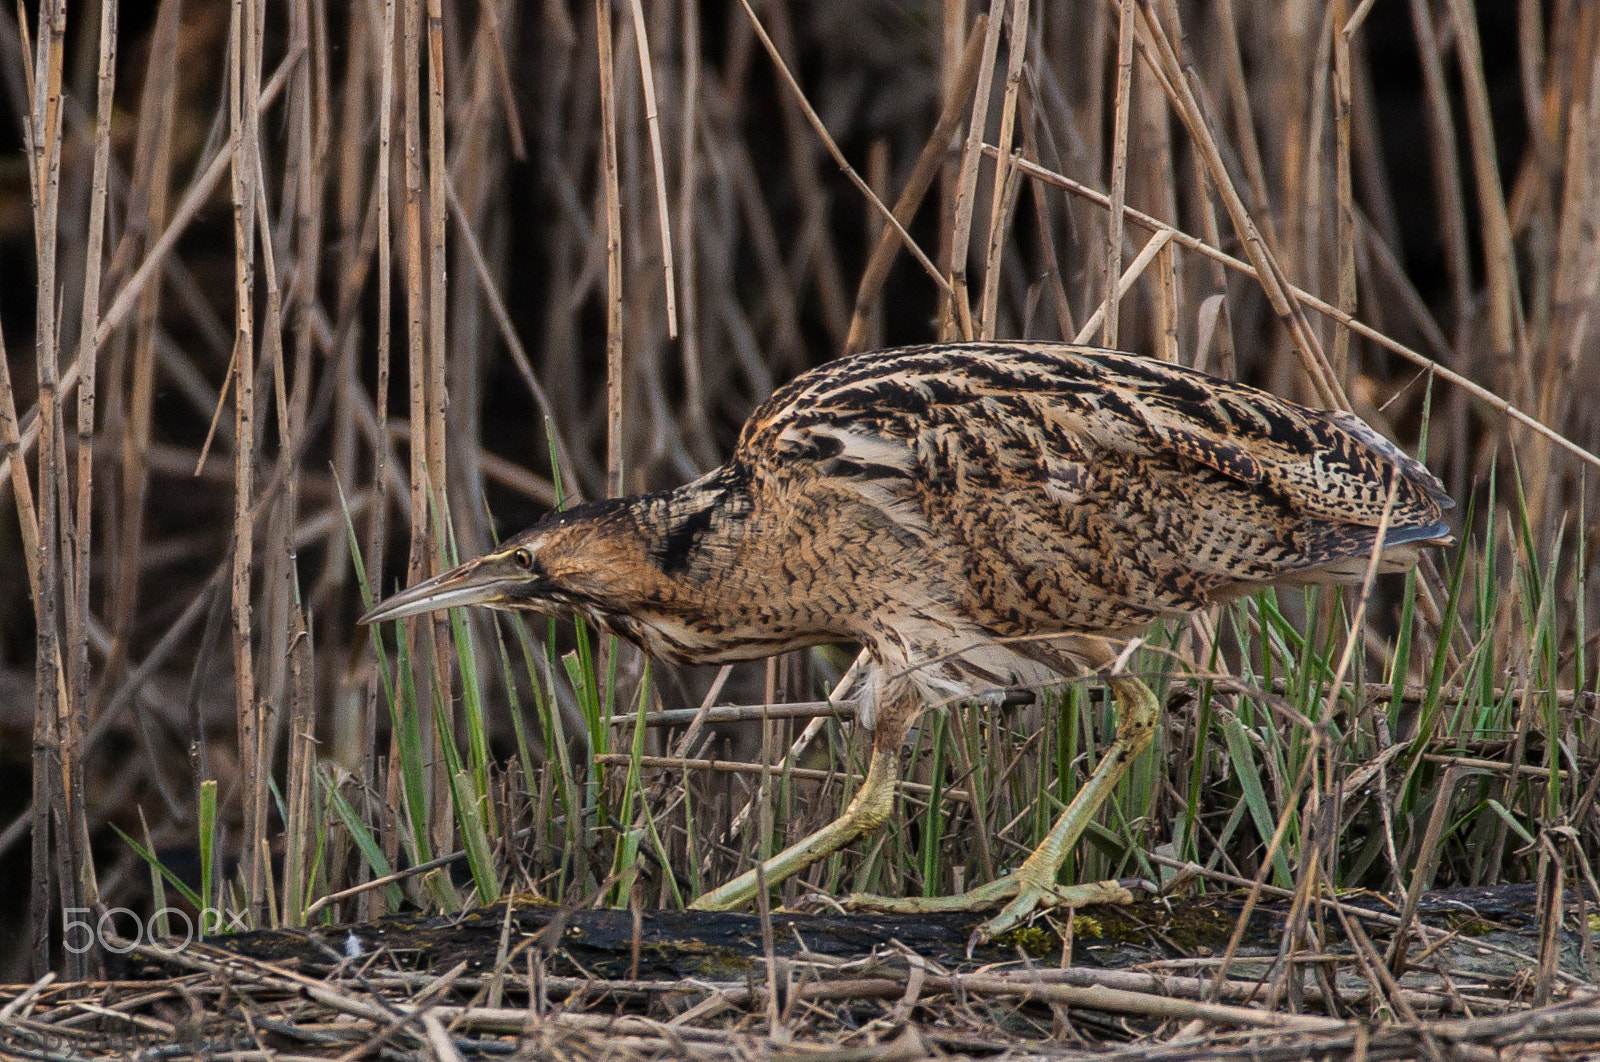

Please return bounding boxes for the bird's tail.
[1279,519,1453,584]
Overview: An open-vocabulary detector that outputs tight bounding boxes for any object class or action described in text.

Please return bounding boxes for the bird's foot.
[973,875,1133,943]
[845,871,1132,943]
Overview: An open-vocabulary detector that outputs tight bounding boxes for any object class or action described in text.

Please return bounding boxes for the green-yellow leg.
[689,744,901,911]
[846,676,1160,942]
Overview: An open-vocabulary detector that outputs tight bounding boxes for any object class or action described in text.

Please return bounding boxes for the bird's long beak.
[359,556,524,624]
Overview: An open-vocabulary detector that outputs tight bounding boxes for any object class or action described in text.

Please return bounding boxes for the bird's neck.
[579,464,835,663]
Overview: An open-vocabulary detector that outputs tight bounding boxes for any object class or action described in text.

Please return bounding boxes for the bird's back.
[733,342,1451,651]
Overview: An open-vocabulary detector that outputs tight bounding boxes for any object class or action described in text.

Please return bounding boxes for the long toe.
[843,873,1021,915]
[973,878,1134,943]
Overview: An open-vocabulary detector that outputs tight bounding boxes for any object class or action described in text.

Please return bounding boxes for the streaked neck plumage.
[518,464,833,664]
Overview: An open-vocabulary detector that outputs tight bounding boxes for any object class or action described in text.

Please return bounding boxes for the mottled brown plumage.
[361,341,1452,937]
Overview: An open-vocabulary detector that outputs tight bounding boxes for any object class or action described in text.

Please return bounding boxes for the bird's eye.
[512,548,533,569]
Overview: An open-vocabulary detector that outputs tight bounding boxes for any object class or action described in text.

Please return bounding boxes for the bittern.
[361,341,1453,940]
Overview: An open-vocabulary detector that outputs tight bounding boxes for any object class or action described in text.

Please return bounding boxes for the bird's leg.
[846,676,1159,942]
[688,719,908,912]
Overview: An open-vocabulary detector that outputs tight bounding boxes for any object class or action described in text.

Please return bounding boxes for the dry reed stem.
[593,753,972,803]
[723,656,868,846]
[670,664,734,760]
[1320,482,1398,721]
[479,0,526,161]
[250,59,295,932]
[6,917,1595,1062]
[425,0,448,503]
[424,0,457,864]
[401,0,428,587]
[444,176,578,495]
[68,6,117,893]
[398,0,445,867]
[24,0,76,980]
[597,0,624,497]
[1332,0,1357,381]
[1447,0,1517,363]
[61,930,1590,1062]
[0,334,43,607]
[284,8,322,914]
[611,697,850,728]
[1155,241,1180,362]
[367,0,398,910]
[280,0,327,926]
[1167,4,1346,410]
[673,0,712,466]
[1214,0,1276,254]
[1102,0,1135,350]
[1018,97,1076,341]
[977,0,1030,341]
[227,0,265,922]
[1302,3,1335,333]
[627,0,677,339]
[64,0,121,973]
[1387,764,1462,981]
[1002,150,1600,472]
[736,0,949,313]
[845,15,989,355]
[0,449,351,867]
[1075,229,1174,344]
[945,0,1007,342]
[736,962,1502,1016]
[1263,482,1402,1012]
[1206,747,1319,1004]
[1409,0,1472,338]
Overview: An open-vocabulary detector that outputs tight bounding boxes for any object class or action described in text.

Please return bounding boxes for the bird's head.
[358,497,672,630]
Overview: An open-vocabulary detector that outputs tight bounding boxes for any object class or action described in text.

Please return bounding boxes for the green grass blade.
[1221,710,1293,887]
[325,776,405,911]
[112,825,205,914]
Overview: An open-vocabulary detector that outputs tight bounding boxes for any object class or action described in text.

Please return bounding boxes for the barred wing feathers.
[738,342,1451,627]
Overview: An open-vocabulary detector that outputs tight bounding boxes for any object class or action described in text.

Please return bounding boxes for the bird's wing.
[740,342,1450,627]
[1074,352,1452,526]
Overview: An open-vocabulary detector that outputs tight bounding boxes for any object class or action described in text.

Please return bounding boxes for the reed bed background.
[0,0,1596,1019]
